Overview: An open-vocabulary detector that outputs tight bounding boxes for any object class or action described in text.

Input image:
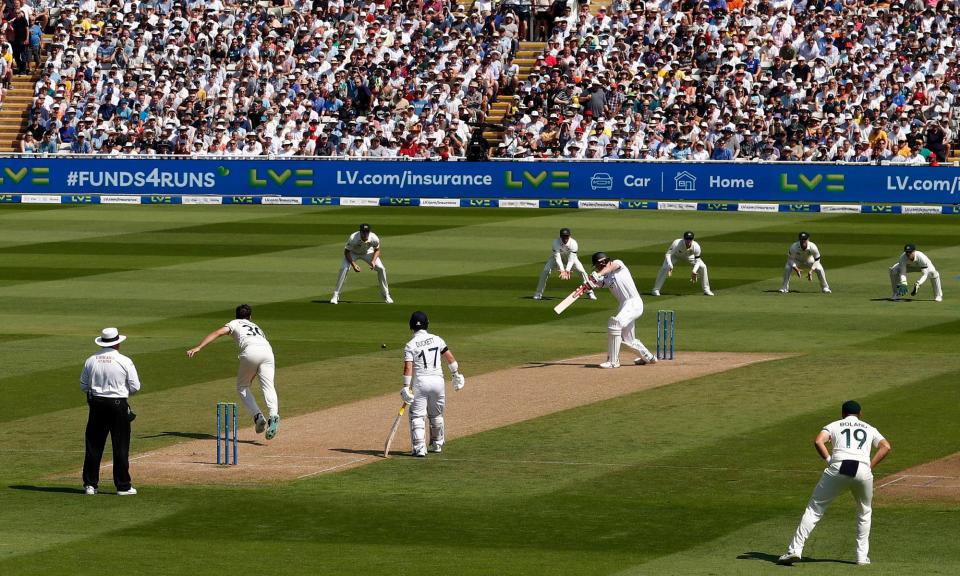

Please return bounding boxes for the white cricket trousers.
[607,297,653,364]
[334,253,390,297]
[653,258,710,293]
[236,345,278,419]
[782,259,829,292]
[787,460,874,563]
[409,375,445,451]
[888,263,942,300]
[535,255,591,297]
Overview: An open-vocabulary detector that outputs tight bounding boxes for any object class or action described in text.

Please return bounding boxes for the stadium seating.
[4,0,957,163]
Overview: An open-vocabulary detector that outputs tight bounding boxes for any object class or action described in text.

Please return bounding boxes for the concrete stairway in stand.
[0,74,38,152]
[483,41,546,147]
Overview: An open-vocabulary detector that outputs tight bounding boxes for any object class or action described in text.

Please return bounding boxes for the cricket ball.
[381,343,387,349]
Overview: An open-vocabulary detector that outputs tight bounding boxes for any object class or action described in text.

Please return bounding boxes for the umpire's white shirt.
[823,416,885,466]
[601,260,641,305]
[404,330,449,380]
[345,231,380,256]
[80,349,141,398]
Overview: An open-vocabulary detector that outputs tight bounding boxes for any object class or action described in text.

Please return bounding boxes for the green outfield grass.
[1,205,958,575]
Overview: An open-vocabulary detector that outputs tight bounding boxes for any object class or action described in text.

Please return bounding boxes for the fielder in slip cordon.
[534,227,596,301]
[400,311,465,457]
[652,231,714,296]
[781,232,831,294]
[589,252,657,369]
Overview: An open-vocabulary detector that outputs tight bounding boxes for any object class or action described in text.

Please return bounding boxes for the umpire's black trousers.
[82,396,132,491]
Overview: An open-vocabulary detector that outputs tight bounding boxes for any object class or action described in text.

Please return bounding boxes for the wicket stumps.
[216,401,238,465]
[656,310,676,360]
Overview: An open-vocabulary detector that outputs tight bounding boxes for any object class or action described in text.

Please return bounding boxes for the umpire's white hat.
[95,327,127,347]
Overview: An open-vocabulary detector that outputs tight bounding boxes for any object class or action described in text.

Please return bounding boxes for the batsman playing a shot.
[533,227,595,301]
[781,232,831,294]
[590,252,657,369]
[400,311,465,457]
[652,231,714,296]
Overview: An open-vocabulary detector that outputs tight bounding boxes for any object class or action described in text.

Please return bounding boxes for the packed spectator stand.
[5,0,959,164]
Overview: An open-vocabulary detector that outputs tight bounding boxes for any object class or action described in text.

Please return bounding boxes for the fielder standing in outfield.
[590,252,657,368]
[889,244,943,302]
[400,311,465,457]
[781,232,831,293]
[534,227,596,301]
[81,328,141,496]
[779,400,891,566]
[652,231,714,296]
[331,223,392,305]
[187,304,280,440]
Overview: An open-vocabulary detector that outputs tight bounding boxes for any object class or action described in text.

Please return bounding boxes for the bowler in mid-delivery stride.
[778,400,891,566]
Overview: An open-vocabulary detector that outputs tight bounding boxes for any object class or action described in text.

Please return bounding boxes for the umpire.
[81,328,141,496]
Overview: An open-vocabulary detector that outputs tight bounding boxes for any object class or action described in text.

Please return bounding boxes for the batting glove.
[896,283,909,297]
[452,373,465,391]
[400,387,415,404]
[589,271,604,285]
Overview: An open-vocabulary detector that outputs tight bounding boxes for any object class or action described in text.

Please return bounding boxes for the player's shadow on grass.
[9,485,86,494]
[521,295,557,300]
[331,448,399,458]
[870,297,919,302]
[141,431,261,446]
[737,552,857,565]
[310,299,391,304]
[522,361,595,368]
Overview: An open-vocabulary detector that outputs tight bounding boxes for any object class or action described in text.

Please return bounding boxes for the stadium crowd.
[11,0,960,164]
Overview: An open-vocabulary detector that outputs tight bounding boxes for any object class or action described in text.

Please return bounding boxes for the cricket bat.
[383,402,409,458]
[553,282,590,315]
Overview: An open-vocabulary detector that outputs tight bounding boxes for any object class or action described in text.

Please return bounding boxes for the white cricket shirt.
[895,250,937,280]
[600,259,641,305]
[552,237,580,269]
[666,239,702,266]
[80,348,141,398]
[225,319,271,353]
[404,330,449,379]
[823,416,885,466]
[345,231,381,256]
[787,240,821,265]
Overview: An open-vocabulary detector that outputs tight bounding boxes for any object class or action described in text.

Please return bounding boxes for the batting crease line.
[296,458,367,480]
[877,476,906,489]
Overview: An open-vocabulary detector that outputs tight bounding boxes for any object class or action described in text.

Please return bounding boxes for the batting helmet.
[559,227,571,237]
[409,311,429,331]
[591,252,610,268]
[683,231,695,241]
[799,232,810,241]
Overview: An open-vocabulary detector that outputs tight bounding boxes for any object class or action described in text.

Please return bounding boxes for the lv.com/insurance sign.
[0,158,956,204]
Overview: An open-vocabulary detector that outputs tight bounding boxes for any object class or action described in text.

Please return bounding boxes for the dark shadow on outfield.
[522,295,558,300]
[870,297,917,302]
[522,361,595,368]
[737,552,857,565]
[140,431,261,446]
[9,485,86,494]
